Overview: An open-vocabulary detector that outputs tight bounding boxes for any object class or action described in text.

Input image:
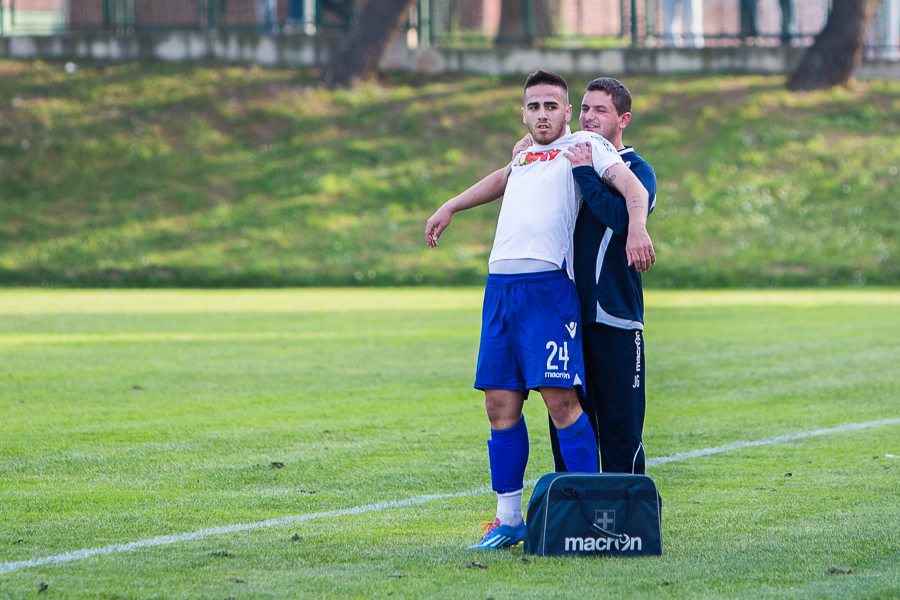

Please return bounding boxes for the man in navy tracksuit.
[549,77,657,475]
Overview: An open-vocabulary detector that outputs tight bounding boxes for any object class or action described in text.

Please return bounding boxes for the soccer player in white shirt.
[425,70,653,550]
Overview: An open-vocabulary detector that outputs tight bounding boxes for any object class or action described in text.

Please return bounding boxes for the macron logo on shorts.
[565,321,577,339]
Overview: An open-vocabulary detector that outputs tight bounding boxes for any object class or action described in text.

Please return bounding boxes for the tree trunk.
[319,0,417,89]
[787,0,882,91]
[497,0,559,44]
[533,0,561,38]
[497,0,529,44]
[453,0,483,30]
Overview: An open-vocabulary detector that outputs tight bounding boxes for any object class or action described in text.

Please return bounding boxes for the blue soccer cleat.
[467,518,526,550]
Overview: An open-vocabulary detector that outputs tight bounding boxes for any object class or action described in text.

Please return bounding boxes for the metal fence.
[0,0,898,59]
[0,0,354,35]
[421,0,896,52]
[1,0,67,34]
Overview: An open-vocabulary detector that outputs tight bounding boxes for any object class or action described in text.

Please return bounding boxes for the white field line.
[646,417,900,466]
[2,417,898,575]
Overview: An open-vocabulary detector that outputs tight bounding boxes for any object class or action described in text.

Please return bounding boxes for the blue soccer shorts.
[474,269,585,393]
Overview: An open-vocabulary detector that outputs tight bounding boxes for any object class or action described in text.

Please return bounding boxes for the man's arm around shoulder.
[572,166,629,236]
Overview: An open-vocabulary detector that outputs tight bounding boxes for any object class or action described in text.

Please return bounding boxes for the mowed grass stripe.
[0,329,471,346]
[0,288,485,315]
[2,417,897,576]
[2,288,900,316]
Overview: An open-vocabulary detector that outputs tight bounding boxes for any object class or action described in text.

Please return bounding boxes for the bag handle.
[566,486,637,542]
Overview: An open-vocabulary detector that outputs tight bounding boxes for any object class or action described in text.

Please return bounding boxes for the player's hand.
[626,224,656,273]
[512,134,533,161]
[425,205,453,247]
[564,142,593,168]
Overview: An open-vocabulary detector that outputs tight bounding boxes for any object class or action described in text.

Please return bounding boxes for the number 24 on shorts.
[546,341,569,371]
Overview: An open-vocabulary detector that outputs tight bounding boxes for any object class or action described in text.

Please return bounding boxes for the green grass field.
[1,288,899,599]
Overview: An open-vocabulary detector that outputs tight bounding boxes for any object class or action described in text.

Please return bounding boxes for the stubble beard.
[529,121,566,145]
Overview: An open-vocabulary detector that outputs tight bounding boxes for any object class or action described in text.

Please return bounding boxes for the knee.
[542,389,582,428]
[484,394,523,431]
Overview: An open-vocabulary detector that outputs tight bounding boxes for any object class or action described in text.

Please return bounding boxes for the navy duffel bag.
[524,472,662,557]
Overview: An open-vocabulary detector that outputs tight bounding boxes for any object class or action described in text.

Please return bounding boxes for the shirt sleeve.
[587,134,624,178]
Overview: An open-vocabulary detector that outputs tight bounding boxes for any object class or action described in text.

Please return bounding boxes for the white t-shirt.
[488,128,624,270]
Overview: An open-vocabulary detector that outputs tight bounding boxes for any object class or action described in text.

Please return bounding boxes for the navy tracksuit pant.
[550,323,646,474]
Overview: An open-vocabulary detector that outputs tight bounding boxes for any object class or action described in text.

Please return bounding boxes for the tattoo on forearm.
[627,194,646,212]
[601,172,616,186]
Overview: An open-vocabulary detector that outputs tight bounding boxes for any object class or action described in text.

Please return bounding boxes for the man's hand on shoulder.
[564,142,593,168]
[512,134,533,162]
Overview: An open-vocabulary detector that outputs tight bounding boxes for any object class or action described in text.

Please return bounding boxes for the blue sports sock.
[556,412,599,473]
[487,416,529,494]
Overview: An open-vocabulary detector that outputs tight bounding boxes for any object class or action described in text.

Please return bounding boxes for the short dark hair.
[585,77,632,116]
[524,69,568,104]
